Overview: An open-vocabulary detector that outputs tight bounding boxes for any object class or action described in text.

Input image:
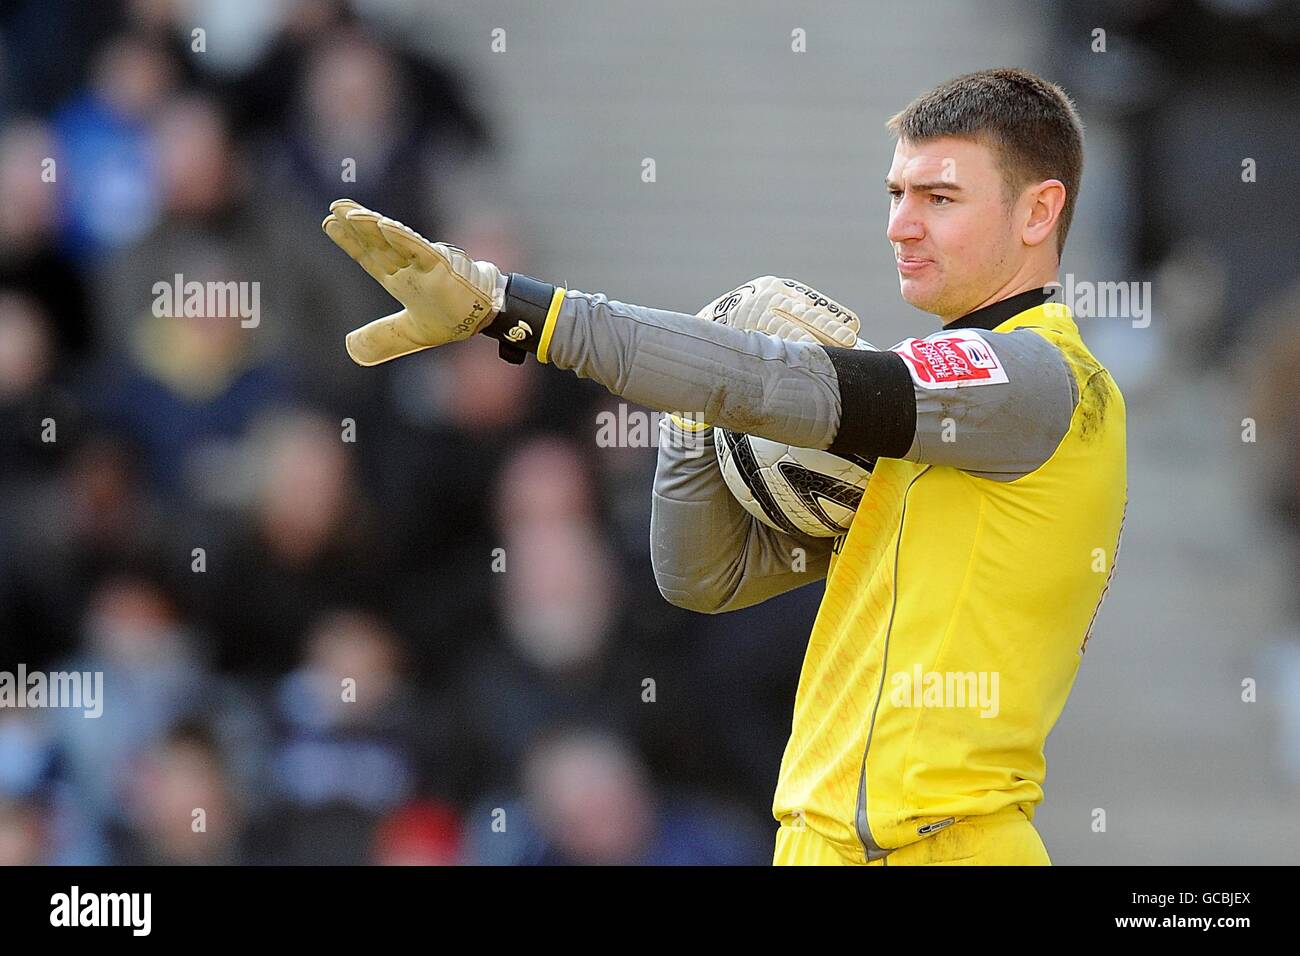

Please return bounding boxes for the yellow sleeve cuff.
[534,287,568,365]
[668,413,712,433]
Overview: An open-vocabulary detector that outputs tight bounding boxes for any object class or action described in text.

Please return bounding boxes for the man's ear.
[1021,179,1066,249]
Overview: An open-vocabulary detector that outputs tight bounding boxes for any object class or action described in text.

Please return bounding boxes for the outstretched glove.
[321,198,506,365]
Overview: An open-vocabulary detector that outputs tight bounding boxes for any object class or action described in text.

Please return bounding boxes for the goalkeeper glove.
[322,198,508,365]
[703,275,862,348]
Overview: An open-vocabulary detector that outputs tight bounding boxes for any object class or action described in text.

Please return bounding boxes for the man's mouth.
[895,255,932,276]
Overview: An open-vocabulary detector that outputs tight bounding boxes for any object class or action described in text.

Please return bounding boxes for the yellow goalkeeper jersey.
[772,299,1127,862]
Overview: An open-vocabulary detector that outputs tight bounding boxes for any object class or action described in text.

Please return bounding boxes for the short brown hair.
[887,68,1084,256]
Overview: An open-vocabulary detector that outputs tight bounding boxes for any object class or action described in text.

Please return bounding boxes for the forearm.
[650,416,832,613]
[555,290,845,447]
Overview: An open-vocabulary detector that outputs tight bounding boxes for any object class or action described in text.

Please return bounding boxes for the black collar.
[944,287,1054,332]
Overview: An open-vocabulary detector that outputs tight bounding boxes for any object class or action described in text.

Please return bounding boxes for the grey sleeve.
[546,290,842,450]
[544,291,1075,481]
[650,415,832,614]
[897,328,1079,480]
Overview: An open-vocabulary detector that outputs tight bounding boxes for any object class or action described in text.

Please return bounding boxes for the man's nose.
[887,197,924,244]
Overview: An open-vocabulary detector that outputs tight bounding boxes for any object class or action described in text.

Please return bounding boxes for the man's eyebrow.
[884,178,963,192]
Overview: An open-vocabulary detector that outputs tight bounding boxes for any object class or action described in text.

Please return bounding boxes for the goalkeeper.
[322,68,1126,866]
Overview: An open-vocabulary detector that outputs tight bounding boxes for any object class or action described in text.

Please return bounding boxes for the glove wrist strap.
[481,273,563,364]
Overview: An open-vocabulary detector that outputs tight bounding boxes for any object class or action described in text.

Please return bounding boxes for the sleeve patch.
[891,330,1009,389]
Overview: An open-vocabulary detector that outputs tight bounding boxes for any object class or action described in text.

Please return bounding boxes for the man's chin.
[898,277,943,314]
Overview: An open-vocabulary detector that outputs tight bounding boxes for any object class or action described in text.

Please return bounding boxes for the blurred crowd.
[0,0,807,864]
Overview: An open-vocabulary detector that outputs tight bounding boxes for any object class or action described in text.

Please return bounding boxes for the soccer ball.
[715,339,879,538]
[715,430,876,538]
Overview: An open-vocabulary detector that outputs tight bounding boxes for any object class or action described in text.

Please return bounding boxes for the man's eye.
[888,189,903,202]
[930,194,953,205]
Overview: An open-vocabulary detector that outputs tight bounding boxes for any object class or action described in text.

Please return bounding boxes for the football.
[715,338,879,538]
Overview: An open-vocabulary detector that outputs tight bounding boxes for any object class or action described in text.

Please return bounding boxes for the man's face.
[885,135,1021,319]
